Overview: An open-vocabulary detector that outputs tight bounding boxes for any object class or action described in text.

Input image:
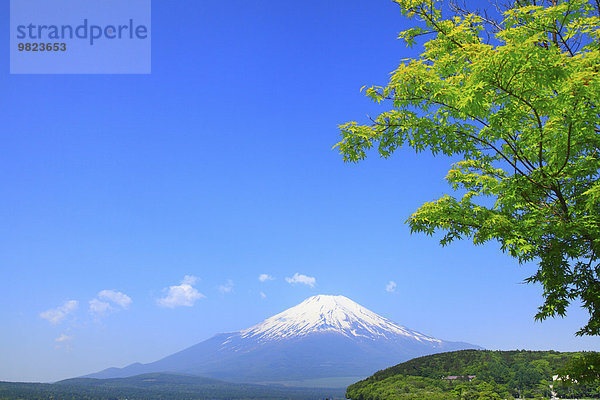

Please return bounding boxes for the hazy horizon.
[2,0,598,383]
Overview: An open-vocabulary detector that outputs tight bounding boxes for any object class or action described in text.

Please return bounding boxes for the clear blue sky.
[1,0,598,383]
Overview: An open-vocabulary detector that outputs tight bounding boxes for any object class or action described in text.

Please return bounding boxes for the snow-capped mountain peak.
[240,294,441,343]
[86,294,481,384]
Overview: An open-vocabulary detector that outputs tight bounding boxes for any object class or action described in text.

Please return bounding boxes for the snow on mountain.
[84,294,482,386]
[241,294,441,343]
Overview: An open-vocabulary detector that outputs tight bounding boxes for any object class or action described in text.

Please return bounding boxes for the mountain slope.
[240,295,440,342]
[86,295,481,386]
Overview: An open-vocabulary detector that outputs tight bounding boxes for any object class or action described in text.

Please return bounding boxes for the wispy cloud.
[89,298,113,316]
[181,275,198,285]
[55,333,73,343]
[260,291,267,299]
[386,281,397,293]
[157,276,205,308]
[98,290,132,309]
[54,333,74,350]
[285,273,316,288]
[40,300,78,324]
[218,280,234,294]
[89,289,132,317]
[258,274,274,282]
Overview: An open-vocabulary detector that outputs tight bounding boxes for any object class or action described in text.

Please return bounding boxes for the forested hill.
[346,350,600,400]
[0,372,345,400]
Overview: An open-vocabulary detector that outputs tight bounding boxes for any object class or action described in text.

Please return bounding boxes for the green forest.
[346,350,600,400]
[0,373,344,400]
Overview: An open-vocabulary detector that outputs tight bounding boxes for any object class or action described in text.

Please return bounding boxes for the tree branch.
[555,121,573,176]
[550,182,571,221]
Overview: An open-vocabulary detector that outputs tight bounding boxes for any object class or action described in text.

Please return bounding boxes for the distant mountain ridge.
[85,295,481,387]
[0,373,346,400]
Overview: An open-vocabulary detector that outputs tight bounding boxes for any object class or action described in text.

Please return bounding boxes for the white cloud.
[40,300,79,324]
[285,273,316,288]
[181,275,198,285]
[98,290,132,309]
[89,298,113,316]
[386,281,397,293]
[258,274,274,282]
[55,333,73,343]
[54,333,74,350]
[218,280,234,294]
[260,291,267,299]
[89,290,131,318]
[157,276,205,308]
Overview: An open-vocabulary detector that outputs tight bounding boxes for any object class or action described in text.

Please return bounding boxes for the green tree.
[337,0,600,335]
[558,352,600,383]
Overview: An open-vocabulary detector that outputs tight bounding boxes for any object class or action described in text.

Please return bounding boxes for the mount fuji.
[85,295,481,386]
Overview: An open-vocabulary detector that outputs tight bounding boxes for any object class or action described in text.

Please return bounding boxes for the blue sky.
[1,0,598,383]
